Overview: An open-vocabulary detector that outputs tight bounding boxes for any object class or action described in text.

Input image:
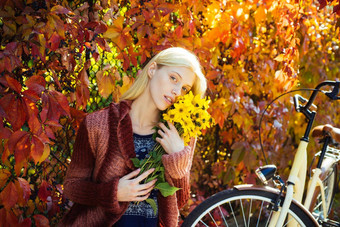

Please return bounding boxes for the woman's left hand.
[156,122,184,154]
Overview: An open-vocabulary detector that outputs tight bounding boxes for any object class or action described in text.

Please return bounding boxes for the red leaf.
[33,214,49,227]
[0,208,19,227]
[49,32,61,51]
[30,136,44,164]
[318,0,327,9]
[49,90,70,117]
[0,182,18,209]
[13,133,31,165]
[19,218,32,227]
[334,4,340,15]
[8,130,29,152]
[44,125,56,140]
[95,37,111,52]
[25,75,46,95]
[5,42,18,52]
[0,121,12,139]
[94,22,108,34]
[38,181,51,202]
[5,75,22,93]
[16,177,31,205]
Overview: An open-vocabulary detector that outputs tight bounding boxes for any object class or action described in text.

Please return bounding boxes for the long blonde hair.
[120,47,207,101]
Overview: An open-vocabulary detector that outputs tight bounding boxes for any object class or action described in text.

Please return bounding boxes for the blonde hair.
[120,47,207,101]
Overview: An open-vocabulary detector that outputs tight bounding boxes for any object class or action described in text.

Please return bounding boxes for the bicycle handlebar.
[294,80,340,114]
[304,80,340,110]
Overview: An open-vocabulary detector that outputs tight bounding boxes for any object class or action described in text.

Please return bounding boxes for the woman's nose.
[172,87,180,96]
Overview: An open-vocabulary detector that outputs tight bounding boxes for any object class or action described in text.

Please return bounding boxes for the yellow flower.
[162,91,215,145]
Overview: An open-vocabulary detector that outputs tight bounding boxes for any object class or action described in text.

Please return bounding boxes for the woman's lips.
[164,95,173,105]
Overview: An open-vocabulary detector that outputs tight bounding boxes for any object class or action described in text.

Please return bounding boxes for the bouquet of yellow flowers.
[131,92,214,212]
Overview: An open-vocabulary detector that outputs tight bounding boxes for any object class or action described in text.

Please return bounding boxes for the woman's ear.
[148,62,157,79]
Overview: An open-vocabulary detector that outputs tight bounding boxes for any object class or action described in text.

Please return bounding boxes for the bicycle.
[182,80,340,227]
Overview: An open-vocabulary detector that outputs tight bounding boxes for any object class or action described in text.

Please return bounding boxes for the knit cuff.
[99,178,127,214]
[162,144,193,179]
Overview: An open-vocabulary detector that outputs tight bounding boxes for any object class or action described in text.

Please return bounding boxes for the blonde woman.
[60,47,207,227]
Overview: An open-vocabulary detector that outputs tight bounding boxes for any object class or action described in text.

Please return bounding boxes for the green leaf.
[131,158,141,167]
[145,198,158,215]
[155,182,181,197]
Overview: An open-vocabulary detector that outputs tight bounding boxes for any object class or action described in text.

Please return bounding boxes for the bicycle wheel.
[312,163,338,219]
[182,187,317,227]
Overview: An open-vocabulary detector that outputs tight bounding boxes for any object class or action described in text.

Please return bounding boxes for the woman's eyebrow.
[171,71,182,79]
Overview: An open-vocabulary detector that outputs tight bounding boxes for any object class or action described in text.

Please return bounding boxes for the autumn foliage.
[1,0,340,225]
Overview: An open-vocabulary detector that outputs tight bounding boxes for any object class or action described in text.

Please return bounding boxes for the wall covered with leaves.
[0,0,339,225]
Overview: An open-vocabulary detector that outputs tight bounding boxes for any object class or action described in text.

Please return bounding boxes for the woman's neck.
[129,92,159,135]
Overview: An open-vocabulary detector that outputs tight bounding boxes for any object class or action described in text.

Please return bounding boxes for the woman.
[60,47,207,226]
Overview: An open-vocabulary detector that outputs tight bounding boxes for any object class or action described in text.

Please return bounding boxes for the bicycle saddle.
[311,124,340,145]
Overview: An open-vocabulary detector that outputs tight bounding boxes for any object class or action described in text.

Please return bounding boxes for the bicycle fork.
[268,140,309,227]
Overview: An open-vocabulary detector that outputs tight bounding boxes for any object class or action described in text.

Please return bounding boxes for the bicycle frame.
[268,81,340,227]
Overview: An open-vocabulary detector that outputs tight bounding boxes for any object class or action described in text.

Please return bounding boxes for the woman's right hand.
[117,168,157,202]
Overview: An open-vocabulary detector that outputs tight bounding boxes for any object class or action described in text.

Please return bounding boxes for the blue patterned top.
[114,133,158,227]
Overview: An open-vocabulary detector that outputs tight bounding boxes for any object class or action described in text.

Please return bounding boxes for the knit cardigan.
[60,100,196,227]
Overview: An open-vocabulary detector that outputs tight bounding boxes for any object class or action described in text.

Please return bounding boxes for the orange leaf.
[50,5,71,14]
[254,6,266,24]
[33,214,49,227]
[0,182,18,210]
[96,70,115,98]
[0,169,11,189]
[119,75,134,96]
[30,136,44,164]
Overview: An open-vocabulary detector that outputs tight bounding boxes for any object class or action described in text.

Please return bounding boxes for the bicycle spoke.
[208,211,219,226]
[256,200,265,227]
[199,219,209,227]
[248,199,253,227]
[265,209,274,227]
[218,205,229,227]
[229,201,239,227]
[240,199,247,227]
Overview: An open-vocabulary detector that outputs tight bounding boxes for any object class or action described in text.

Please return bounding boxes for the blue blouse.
[114,133,158,227]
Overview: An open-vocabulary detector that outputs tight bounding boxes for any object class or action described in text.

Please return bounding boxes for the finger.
[138,179,157,190]
[122,168,140,180]
[134,193,150,202]
[136,185,154,197]
[167,121,176,131]
[135,168,155,183]
[158,122,170,133]
[158,129,165,137]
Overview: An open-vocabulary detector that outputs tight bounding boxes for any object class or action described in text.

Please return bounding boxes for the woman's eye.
[170,76,177,82]
[182,87,188,92]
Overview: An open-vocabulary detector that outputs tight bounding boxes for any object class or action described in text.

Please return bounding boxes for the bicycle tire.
[182,187,318,227]
[312,163,338,219]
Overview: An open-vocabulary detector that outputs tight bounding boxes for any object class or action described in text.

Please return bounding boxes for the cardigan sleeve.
[63,119,123,213]
[161,137,196,179]
[161,138,196,209]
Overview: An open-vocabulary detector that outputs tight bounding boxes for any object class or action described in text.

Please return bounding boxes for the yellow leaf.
[274,54,285,62]
[103,26,120,39]
[38,144,50,163]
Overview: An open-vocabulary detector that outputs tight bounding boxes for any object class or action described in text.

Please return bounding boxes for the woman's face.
[148,63,196,111]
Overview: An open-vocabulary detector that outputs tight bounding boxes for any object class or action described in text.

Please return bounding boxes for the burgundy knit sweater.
[60,100,196,227]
